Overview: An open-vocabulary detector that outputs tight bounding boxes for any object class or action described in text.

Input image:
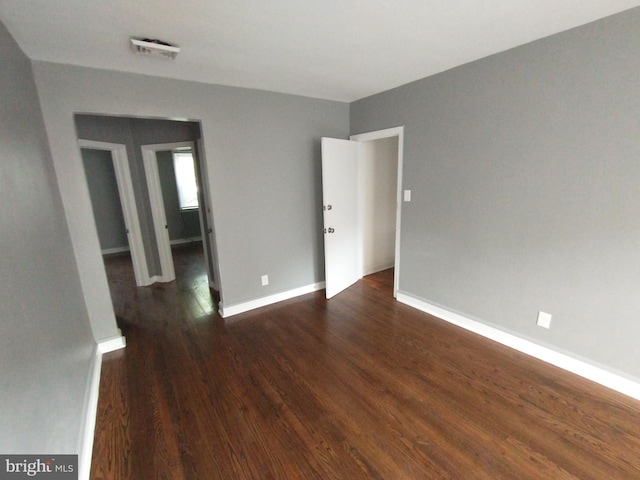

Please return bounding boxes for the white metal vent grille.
[130,38,180,59]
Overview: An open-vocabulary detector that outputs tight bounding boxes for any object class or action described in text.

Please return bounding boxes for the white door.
[141,143,179,283]
[321,137,362,298]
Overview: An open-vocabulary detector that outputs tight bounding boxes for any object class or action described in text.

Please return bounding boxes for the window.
[172,149,199,210]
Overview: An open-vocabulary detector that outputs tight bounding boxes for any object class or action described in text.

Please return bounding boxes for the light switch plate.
[403,190,411,202]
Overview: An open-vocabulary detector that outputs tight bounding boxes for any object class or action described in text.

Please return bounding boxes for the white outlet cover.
[537,311,552,329]
[403,190,411,202]
[261,275,269,286]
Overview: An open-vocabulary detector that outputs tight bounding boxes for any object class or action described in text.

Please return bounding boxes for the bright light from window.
[173,150,199,210]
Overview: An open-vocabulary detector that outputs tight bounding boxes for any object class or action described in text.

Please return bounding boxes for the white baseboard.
[101,246,130,255]
[149,274,167,285]
[220,282,325,318]
[98,333,126,354]
[170,237,203,246]
[100,238,202,256]
[363,263,394,276]
[79,333,126,478]
[397,292,640,402]
[78,345,103,480]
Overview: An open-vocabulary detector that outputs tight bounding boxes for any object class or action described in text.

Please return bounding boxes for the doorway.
[142,141,219,290]
[321,126,404,299]
[351,126,403,297]
[75,114,221,298]
[79,140,151,286]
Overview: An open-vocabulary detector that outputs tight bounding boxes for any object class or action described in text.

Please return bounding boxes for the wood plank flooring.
[92,244,640,479]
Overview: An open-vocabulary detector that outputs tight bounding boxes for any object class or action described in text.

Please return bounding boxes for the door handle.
[323,205,333,211]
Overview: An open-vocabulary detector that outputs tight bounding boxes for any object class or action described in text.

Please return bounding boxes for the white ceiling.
[2,0,640,102]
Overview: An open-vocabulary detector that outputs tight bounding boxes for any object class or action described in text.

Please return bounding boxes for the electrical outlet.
[403,190,411,202]
[261,275,269,286]
[537,311,552,329]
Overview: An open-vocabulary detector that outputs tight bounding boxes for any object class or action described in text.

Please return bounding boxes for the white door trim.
[350,126,404,298]
[140,142,195,283]
[195,139,220,291]
[78,140,152,286]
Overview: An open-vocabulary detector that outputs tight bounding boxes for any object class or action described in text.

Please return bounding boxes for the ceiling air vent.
[130,38,180,59]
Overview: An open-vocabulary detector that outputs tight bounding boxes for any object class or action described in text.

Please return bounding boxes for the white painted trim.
[79,140,152,287]
[78,335,126,480]
[396,292,640,402]
[101,246,130,255]
[103,238,204,252]
[170,237,203,246]
[98,333,127,354]
[350,126,404,142]
[219,282,325,318]
[149,275,165,284]
[77,346,102,480]
[363,262,395,277]
[350,126,404,298]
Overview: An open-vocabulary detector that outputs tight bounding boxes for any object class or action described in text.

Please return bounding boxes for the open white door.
[194,139,221,291]
[141,144,179,283]
[321,137,362,299]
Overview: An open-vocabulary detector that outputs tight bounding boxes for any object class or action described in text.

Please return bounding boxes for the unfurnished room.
[2,1,640,479]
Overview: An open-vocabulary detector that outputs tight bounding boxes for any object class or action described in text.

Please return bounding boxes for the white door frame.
[349,126,404,297]
[141,142,196,283]
[78,139,152,286]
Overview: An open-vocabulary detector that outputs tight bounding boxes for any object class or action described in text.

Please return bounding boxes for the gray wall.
[33,62,349,319]
[0,20,96,453]
[75,115,201,276]
[81,148,129,251]
[157,150,202,242]
[351,8,640,380]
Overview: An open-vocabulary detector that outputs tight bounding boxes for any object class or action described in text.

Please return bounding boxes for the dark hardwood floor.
[92,244,640,479]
